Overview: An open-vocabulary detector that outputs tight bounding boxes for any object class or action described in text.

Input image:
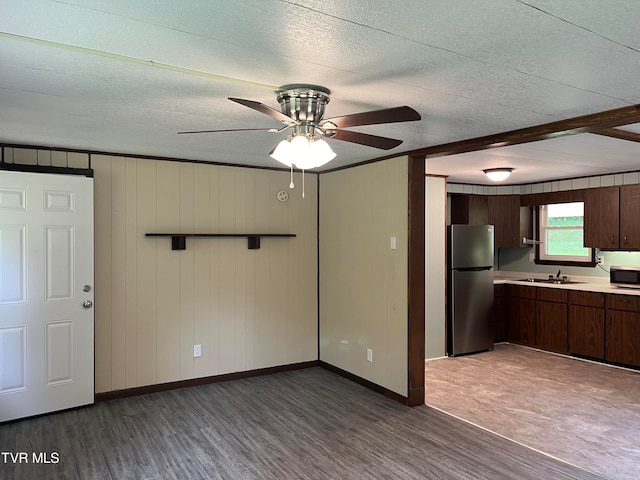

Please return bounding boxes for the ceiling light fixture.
[483,167,513,182]
[270,133,336,170]
[270,130,337,198]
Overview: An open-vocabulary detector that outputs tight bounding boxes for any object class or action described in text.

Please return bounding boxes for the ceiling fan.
[178,84,421,170]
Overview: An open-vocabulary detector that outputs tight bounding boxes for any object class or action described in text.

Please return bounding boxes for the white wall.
[90,154,318,393]
[319,157,409,396]
[425,176,446,359]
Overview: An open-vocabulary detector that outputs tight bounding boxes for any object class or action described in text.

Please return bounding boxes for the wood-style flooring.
[426,344,640,480]
[1,367,604,479]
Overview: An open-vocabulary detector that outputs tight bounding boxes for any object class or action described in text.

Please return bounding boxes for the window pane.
[546,203,584,227]
[545,229,589,256]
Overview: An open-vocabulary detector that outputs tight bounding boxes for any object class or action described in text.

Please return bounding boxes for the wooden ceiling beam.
[592,127,640,144]
[406,104,640,160]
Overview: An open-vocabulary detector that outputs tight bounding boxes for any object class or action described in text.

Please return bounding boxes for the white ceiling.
[427,129,640,184]
[2,0,640,181]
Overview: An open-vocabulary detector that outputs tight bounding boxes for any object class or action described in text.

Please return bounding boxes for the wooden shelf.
[145,233,296,250]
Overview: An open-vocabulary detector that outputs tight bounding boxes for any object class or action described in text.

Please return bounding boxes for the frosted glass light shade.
[483,168,513,181]
[270,139,293,167]
[269,135,336,170]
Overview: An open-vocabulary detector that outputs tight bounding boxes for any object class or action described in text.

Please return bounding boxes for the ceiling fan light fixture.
[484,167,513,182]
[269,139,293,167]
[307,138,336,168]
[270,134,336,170]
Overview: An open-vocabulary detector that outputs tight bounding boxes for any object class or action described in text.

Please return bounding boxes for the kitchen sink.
[517,278,585,285]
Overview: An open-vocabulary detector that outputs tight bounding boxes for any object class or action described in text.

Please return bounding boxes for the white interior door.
[0,170,94,422]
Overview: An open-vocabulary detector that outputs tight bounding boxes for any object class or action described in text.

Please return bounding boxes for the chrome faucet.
[556,270,561,281]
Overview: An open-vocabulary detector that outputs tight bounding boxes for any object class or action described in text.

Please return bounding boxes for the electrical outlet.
[367,348,373,362]
[193,344,202,358]
[596,255,604,265]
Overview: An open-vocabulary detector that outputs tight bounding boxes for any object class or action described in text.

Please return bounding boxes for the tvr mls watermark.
[1,452,60,464]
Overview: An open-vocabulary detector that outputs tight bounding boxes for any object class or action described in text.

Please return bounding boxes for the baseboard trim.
[319,361,409,405]
[95,360,320,402]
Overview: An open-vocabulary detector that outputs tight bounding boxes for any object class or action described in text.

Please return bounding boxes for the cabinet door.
[536,301,568,353]
[620,184,640,249]
[584,186,619,248]
[568,290,604,308]
[605,310,640,367]
[450,195,488,225]
[507,297,535,345]
[493,296,506,342]
[489,195,520,247]
[568,305,604,359]
[493,284,506,342]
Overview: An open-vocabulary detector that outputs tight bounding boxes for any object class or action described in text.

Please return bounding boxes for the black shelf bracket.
[145,233,296,251]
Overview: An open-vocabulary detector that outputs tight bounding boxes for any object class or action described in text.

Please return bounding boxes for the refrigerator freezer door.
[449,268,494,355]
[449,224,494,269]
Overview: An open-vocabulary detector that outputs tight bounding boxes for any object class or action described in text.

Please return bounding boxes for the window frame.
[535,203,596,267]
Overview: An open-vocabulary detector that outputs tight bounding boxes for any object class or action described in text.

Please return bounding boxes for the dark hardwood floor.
[1,367,604,479]
[426,343,640,480]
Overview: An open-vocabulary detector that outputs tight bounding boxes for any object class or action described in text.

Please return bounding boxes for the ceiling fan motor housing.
[276,84,331,127]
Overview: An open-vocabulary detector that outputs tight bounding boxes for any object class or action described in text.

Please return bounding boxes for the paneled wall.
[425,176,446,359]
[319,156,409,396]
[92,155,318,393]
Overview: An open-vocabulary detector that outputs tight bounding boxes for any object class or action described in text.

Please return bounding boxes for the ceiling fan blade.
[322,106,421,129]
[329,130,403,150]
[178,126,287,134]
[229,97,298,124]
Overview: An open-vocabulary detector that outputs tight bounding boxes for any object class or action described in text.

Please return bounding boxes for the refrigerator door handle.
[453,266,493,272]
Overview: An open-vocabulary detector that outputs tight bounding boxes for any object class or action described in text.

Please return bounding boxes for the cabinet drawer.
[506,284,537,299]
[537,287,567,303]
[568,290,605,308]
[606,294,640,312]
[494,284,506,297]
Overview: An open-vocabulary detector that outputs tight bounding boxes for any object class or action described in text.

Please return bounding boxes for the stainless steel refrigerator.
[447,224,495,356]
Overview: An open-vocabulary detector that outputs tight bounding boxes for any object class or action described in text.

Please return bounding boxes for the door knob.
[83,300,93,309]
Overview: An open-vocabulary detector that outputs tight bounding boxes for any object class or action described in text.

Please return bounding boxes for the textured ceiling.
[1,0,640,181]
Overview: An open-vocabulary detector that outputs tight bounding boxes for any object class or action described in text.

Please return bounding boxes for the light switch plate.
[193,344,202,358]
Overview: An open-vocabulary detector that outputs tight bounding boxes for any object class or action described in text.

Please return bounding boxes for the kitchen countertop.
[493,271,640,296]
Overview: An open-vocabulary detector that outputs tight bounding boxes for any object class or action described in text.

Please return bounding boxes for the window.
[537,202,594,265]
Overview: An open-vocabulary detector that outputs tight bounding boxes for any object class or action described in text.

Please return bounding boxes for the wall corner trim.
[319,361,409,405]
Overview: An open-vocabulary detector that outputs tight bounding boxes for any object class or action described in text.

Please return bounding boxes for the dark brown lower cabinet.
[507,295,535,346]
[502,286,640,369]
[536,301,568,353]
[605,309,640,367]
[568,291,605,359]
[568,305,604,359]
[493,285,506,342]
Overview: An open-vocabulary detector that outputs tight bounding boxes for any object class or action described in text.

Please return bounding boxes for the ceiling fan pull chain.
[302,170,305,199]
[290,165,294,189]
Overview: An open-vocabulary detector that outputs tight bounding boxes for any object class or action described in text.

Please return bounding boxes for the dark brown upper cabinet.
[584,184,640,250]
[450,194,530,248]
[584,186,619,249]
[620,184,640,249]
[488,195,521,248]
[450,194,488,225]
